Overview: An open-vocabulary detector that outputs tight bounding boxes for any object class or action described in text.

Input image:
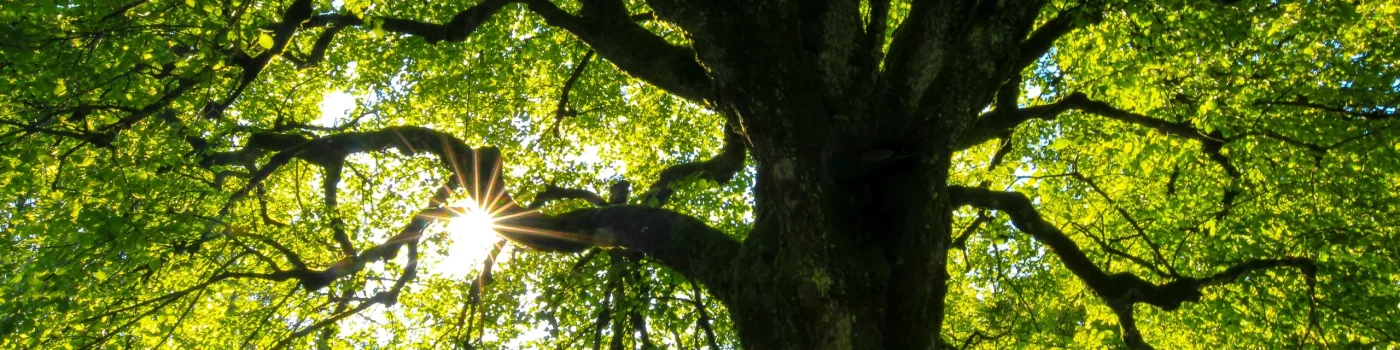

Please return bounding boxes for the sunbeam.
[431,198,509,279]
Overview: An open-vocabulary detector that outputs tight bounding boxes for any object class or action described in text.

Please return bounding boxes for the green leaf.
[1198,99,1218,116]
[257,33,274,50]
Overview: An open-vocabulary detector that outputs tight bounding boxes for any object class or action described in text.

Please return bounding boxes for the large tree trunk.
[703,91,966,348]
[528,1,1049,347]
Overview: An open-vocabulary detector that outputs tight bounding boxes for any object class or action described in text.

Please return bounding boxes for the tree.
[1,0,1397,348]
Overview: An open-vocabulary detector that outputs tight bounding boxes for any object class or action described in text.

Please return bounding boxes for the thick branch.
[298,0,513,42]
[497,205,739,290]
[1013,4,1101,75]
[880,0,952,109]
[958,93,1085,149]
[185,127,499,290]
[384,0,514,43]
[225,126,501,207]
[948,186,1114,294]
[0,119,114,148]
[286,26,345,69]
[522,0,712,103]
[212,0,315,119]
[889,0,1047,115]
[302,0,709,102]
[1199,257,1316,287]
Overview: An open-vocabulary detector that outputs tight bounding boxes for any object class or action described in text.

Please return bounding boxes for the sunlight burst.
[433,198,509,279]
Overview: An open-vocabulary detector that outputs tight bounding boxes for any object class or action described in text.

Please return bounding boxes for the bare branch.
[287,26,346,70]
[198,124,739,297]
[548,50,596,138]
[691,282,721,350]
[951,209,990,249]
[303,0,709,102]
[99,0,151,22]
[297,0,514,42]
[0,118,114,148]
[958,92,1087,148]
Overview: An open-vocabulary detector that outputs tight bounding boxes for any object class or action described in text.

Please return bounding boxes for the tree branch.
[1066,172,1174,276]
[303,0,710,102]
[691,282,721,350]
[529,184,609,210]
[1198,257,1316,287]
[290,0,515,43]
[865,0,892,66]
[287,26,345,69]
[889,0,1048,115]
[959,92,1242,212]
[522,0,712,103]
[497,205,739,291]
[272,242,420,349]
[949,185,1318,349]
[201,125,736,298]
[210,0,315,119]
[1013,4,1102,76]
[636,124,747,207]
[1258,98,1398,121]
[880,0,952,110]
[958,92,1090,148]
[548,50,595,138]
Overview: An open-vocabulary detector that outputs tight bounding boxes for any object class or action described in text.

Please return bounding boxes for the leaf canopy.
[0,0,1397,349]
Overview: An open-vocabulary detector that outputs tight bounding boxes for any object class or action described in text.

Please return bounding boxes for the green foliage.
[947,0,1400,348]
[0,0,1396,349]
[0,0,746,348]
